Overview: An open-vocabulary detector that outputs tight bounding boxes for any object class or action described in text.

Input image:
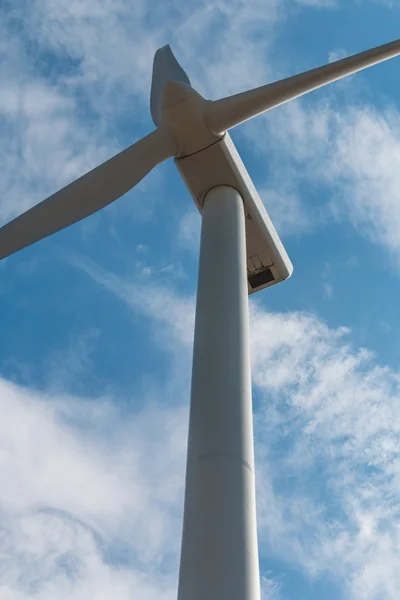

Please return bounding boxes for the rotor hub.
[159,81,222,158]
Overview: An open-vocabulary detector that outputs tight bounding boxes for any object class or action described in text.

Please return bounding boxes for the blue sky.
[1,0,400,598]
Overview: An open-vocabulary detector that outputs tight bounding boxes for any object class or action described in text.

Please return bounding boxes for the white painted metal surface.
[177,185,260,600]
[176,133,293,293]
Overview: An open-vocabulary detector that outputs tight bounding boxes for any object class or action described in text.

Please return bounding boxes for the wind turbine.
[1,38,400,600]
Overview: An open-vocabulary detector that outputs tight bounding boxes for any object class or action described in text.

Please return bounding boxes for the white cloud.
[245,93,400,261]
[369,0,400,5]
[328,107,400,258]
[0,376,188,598]
[323,281,333,298]
[260,574,282,600]
[294,0,336,6]
[0,23,118,223]
[250,304,400,600]
[66,255,196,350]
[329,49,350,62]
[258,185,313,235]
[178,209,201,253]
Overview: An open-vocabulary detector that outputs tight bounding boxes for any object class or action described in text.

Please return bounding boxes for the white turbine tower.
[1,38,400,600]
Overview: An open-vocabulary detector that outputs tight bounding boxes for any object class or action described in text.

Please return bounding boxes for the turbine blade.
[151,44,191,127]
[206,38,400,133]
[0,128,174,261]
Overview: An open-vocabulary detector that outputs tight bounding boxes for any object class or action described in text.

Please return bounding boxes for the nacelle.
[175,133,293,294]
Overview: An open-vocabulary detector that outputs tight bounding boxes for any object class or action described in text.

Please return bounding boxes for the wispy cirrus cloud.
[0,17,118,223]
[67,258,400,600]
[66,254,196,350]
[245,91,400,259]
[251,304,400,600]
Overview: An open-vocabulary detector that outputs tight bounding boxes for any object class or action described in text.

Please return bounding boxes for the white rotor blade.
[206,38,400,134]
[151,44,191,127]
[0,128,174,260]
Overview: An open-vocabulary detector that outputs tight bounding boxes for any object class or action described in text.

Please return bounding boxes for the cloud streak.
[65,257,400,600]
[251,305,400,600]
